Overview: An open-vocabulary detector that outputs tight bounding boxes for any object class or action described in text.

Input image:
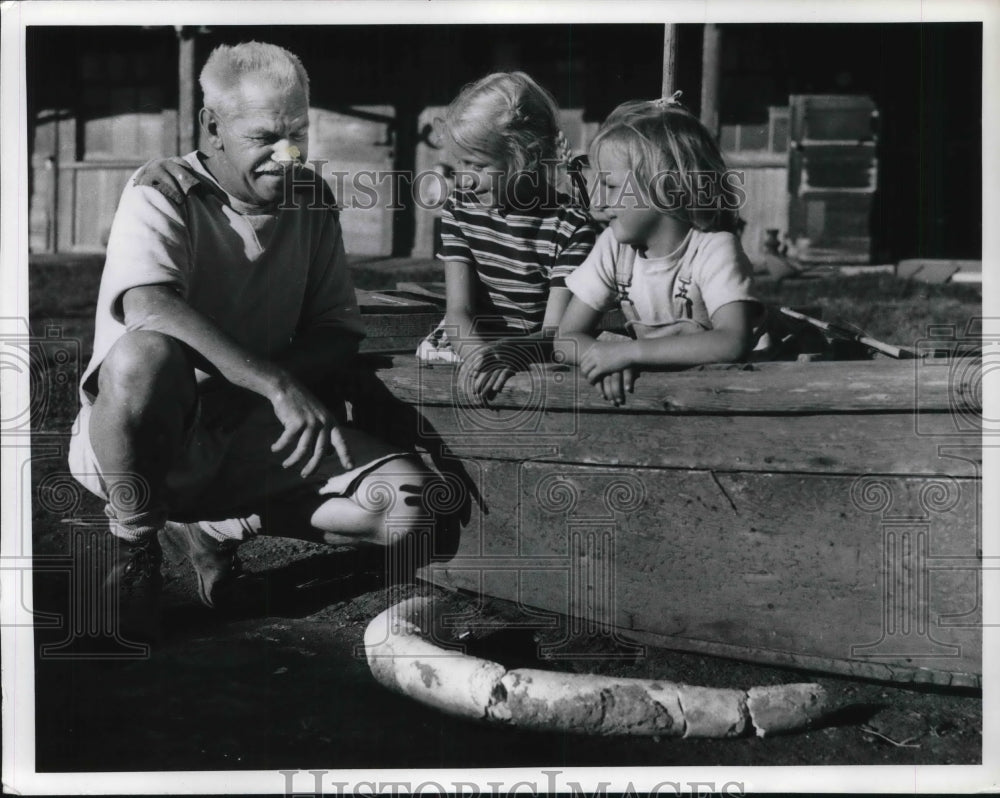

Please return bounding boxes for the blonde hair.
[200,41,310,118]
[591,96,740,233]
[444,71,565,187]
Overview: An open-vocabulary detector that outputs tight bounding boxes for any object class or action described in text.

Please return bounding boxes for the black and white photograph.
[1,1,996,794]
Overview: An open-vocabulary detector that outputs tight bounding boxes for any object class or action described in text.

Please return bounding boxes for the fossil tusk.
[365,597,830,738]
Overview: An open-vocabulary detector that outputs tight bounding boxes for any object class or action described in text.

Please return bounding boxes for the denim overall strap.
[613,248,643,333]
[671,236,698,322]
[615,241,700,337]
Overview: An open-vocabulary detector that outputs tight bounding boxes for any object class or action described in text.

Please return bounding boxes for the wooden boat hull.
[351,299,982,688]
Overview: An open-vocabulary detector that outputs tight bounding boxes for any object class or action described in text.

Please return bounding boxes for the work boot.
[104,534,163,644]
[159,522,241,608]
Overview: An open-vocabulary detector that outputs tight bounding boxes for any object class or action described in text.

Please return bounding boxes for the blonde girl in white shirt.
[558,93,762,405]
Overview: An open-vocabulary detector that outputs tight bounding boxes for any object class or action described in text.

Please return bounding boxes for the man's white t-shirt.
[79,151,364,403]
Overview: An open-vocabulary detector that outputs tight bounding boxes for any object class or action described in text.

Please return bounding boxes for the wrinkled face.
[446,133,506,207]
[592,143,666,251]
[203,76,309,208]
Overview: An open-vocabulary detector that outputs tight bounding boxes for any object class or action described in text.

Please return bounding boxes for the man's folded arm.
[121,284,290,400]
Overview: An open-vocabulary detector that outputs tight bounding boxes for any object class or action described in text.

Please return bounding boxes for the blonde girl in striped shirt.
[417,71,599,401]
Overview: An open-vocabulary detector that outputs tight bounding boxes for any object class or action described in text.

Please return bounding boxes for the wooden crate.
[787,95,879,264]
[347,354,982,688]
[357,290,442,353]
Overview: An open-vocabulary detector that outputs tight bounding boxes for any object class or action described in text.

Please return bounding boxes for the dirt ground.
[28,485,982,772]
[21,257,983,778]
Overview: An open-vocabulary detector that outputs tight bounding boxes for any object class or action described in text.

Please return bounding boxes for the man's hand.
[269,377,353,477]
[133,156,197,204]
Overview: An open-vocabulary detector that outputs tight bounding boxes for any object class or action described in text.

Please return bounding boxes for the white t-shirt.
[565,226,758,331]
[79,151,364,402]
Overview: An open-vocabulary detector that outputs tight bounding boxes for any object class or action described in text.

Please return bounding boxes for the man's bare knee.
[97,331,193,405]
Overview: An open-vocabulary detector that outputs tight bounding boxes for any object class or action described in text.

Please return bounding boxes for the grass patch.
[756,274,981,347]
[28,257,104,319]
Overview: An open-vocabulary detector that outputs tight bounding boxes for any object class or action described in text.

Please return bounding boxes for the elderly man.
[69,42,432,642]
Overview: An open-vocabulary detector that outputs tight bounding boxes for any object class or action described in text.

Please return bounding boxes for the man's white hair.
[200,41,310,117]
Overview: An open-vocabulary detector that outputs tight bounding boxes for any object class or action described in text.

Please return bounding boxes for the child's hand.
[133,156,197,204]
[580,341,635,383]
[460,343,518,403]
[594,368,638,406]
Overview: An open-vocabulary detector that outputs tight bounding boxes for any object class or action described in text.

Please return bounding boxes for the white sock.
[197,514,262,543]
[105,504,164,543]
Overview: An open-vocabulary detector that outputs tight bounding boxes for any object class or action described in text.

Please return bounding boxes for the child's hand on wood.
[580,340,635,383]
[594,368,638,406]
[579,341,638,406]
[459,342,518,404]
[133,156,197,203]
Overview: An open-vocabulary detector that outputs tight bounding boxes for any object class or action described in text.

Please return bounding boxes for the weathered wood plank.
[361,354,971,415]
[177,32,197,155]
[357,294,442,353]
[393,404,980,476]
[392,282,448,304]
[358,313,439,345]
[416,461,981,685]
[567,622,980,688]
[357,290,440,315]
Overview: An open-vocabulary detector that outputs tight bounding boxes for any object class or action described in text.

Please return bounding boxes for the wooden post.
[177,27,196,155]
[55,113,76,252]
[700,23,721,138]
[661,24,678,98]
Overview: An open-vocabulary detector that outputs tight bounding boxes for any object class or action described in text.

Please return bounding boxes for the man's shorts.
[67,390,412,524]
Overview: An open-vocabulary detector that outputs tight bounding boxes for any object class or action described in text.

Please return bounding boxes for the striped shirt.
[438,189,598,335]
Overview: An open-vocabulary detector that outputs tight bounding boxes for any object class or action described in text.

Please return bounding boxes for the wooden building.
[26,23,981,265]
